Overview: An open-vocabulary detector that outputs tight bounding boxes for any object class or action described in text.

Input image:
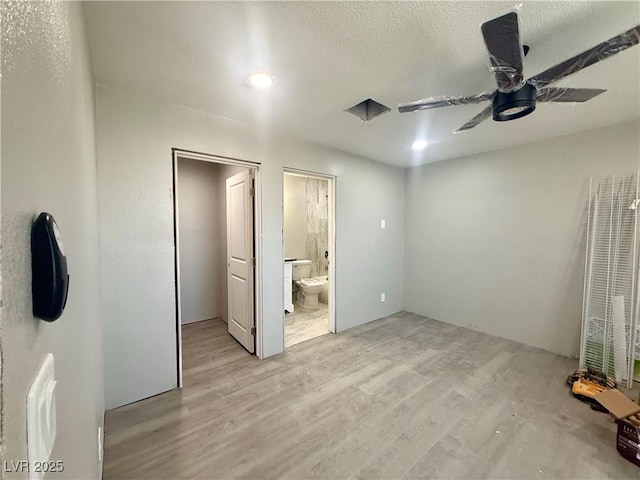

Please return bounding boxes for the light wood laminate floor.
[285,302,330,347]
[103,312,639,479]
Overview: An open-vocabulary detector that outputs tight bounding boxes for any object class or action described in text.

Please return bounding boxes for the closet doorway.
[172,149,263,387]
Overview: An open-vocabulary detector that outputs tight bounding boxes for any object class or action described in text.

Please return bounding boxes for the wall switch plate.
[380,220,386,229]
[381,293,386,302]
[27,354,57,480]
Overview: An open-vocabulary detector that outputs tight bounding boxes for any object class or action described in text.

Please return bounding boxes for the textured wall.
[96,85,405,409]
[177,158,221,324]
[404,120,640,357]
[1,1,103,477]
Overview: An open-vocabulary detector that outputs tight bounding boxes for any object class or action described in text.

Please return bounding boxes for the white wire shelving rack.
[580,174,640,388]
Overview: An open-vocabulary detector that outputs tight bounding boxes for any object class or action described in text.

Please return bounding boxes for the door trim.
[172,149,264,388]
[283,167,337,334]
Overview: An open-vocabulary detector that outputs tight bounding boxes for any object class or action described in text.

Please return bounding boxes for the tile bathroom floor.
[285,302,330,347]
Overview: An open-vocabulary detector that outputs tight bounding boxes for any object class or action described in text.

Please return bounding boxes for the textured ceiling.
[85,1,640,167]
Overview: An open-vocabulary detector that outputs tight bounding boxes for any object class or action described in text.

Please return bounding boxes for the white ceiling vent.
[344,98,390,121]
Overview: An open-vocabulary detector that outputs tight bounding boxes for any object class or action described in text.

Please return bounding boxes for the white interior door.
[226,169,255,352]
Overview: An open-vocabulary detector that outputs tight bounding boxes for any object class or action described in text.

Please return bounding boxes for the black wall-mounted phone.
[31,212,69,321]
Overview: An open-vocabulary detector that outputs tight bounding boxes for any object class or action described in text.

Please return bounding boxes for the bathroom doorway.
[173,149,263,387]
[283,169,336,347]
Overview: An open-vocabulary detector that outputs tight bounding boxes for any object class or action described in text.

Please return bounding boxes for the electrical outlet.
[381,293,386,302]
[98,426,103,462]
[380,220,386,229]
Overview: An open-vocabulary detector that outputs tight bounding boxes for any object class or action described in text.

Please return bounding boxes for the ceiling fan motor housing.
[492,83,536,122]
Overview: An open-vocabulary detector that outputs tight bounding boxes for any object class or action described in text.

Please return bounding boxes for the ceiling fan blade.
[398,92,494,113]
[536,87,606,103]
[528,25,640,89]
[481,12,525,93]
[453,105,493,133]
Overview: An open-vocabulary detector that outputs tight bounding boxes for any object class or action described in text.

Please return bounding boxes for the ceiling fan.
[397,12,640,133]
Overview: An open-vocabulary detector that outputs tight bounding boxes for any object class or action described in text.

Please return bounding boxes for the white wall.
[1,2,104,477]
[404,120,640,357]
[283,174,307,259]
[177,158,221,324]
[96,85,405,409]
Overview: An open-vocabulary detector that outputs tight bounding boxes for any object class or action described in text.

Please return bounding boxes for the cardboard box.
[594,389,640,468]
[594,389,640,420]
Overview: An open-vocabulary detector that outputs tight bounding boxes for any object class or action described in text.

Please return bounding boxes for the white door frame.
[283,168,337,334]
[172,149,264,388]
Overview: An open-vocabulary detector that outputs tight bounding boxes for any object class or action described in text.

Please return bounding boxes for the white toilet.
[292,260,324,310]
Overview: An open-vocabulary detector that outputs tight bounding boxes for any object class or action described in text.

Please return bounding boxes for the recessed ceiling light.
[247,71,274,90]
[412,140,428,151]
